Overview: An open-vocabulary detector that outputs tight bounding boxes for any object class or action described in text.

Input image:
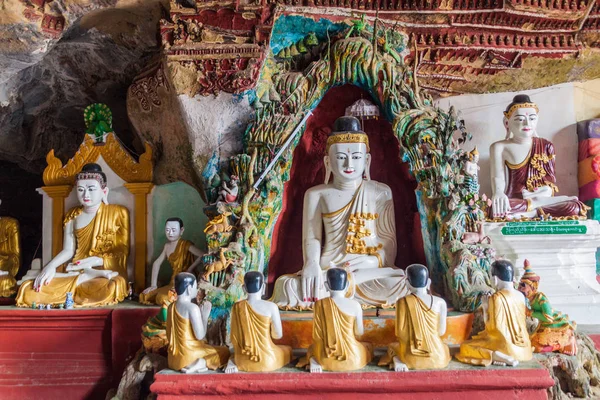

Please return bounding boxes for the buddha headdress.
[77,163,107,189]
[503,94,539,119]
[326,116,370,153]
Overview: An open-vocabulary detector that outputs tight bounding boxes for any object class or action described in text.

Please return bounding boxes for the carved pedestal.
[484,220,600,324]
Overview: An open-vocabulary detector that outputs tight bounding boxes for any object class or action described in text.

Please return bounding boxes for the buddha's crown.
[503,94,539,118]
[326,116,370,152]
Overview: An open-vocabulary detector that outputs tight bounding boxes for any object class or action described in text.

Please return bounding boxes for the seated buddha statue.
[456,260,533,367]
[518,260,577,356]
[271,116,407,309]
[166,272,229,373]
[298,268,373,373]
[490,94,586,219]
[225,271,292,373]
[140,217,204,305]
[378,264,450,371]
[16,163,129,307]
[0,199,21,297]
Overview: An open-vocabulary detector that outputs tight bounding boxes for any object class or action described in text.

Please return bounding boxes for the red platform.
[0,304,159,400]
[151,364,555,400]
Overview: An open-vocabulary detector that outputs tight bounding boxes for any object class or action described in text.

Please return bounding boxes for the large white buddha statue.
[271,116,407,309]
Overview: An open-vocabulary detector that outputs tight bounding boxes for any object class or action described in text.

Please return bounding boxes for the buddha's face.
[165,221,183,242]
[76,179,106,208]
[505,107,538,139]
[327,142,370,183]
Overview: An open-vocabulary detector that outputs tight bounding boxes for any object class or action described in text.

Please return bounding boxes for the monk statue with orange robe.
[490,94,587,219]
[140,217,204,305]
[456,260,533,367]
[379,264,450,371]
[225,271,292,373]
[166,272,229,373]
[298,268,373,373]
[16,163,129,307]
[0,199,21,297]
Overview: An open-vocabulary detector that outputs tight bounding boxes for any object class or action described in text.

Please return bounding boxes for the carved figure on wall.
[297,268,373,372]
[225,271,292,373]
[215,176,239,204]
[204,212,233,235]
[202,247,234,282]
[271,117,407,309]
[490,94,587,220]
[518,260,577,356]
[166,272,229,373]
[456,260,533,367]
[0,199,21,297]
[140,218,204,305]
[16,163,129,307]
[379,264,451,371]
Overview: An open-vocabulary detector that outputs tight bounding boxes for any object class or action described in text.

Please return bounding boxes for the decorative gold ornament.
[326,133,370,152]
[503,102,539,118]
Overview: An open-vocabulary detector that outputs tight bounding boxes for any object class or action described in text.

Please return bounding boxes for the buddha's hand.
[34,266,56,290]
[142,286,157,295]
[301,261,322,303]
[66,256,104,271]
[492,194,510,218]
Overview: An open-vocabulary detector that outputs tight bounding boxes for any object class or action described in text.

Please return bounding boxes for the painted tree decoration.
[84,103,113,143]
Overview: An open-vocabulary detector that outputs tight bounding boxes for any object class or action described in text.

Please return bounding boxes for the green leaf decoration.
[84,103,113,139]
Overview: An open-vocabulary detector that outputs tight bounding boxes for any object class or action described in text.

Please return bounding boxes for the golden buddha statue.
[298,268,373,372]
[140,217,204,305]
[0,199,21,297]
[166,272,229,373]
[16,163,129,307]
[225,271,292,373]
[379,264,450,371]
[456,260,533,367]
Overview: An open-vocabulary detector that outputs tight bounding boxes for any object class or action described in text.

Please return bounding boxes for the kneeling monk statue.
[490,94,586,219]
[167,272,229,373]
[271,116,407,308]
[298,268,373,372]
[225,271,292,373]
[16,163,129,307]
[456,260,533,367]
[379,264,450,371]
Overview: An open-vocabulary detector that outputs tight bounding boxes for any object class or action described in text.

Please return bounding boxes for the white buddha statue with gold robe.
[271,116,407,308]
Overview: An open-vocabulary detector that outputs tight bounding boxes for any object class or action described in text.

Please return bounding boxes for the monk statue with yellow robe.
[298,268,373,373]
[16,163,129,307]
[225,271,292,373]
[456,260,533,367]
[271,116,407,309]
[0,199,21,297]
[140,217,204,305]
[379,264,450,371]
[490,94,586,219]
[166,272,229,373]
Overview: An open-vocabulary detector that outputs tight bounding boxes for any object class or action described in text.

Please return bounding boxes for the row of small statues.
[166,259,576,375]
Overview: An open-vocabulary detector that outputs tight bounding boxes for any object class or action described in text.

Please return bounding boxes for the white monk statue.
[271,116,407,308]
[490,94,586,219]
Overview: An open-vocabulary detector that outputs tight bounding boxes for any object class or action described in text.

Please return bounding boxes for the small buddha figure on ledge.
[456,260,533,367]
[166,272,229,373]
[379,264,450,371]
[490,94,587,220]
[225,271,292,373]
[297,268,373,373]
[16,163,129,307]
[271,116,407,309]
[0,199,21,297]
[140,218,204,305]
[518,260,577,356]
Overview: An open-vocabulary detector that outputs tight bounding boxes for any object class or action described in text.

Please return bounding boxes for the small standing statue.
[518,260,577,355]
[379,264,450,371]
[166,272,229,373]
[140,218,204,305]
[456,260,533,367]
[0,199,21,297]
[225,271,292,373]
[298,268,373,373]
[215,175,239,204]
[463,147,480,196]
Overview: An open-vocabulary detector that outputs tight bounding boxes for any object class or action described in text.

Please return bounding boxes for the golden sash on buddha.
[140,239,195,305]
[16,204,129,307]
[379,294,450,370]
[456,289,532,366]
[299,297,372,371]
[230,300,292,372]
[0,217,20,297]
[166,303,229,371]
